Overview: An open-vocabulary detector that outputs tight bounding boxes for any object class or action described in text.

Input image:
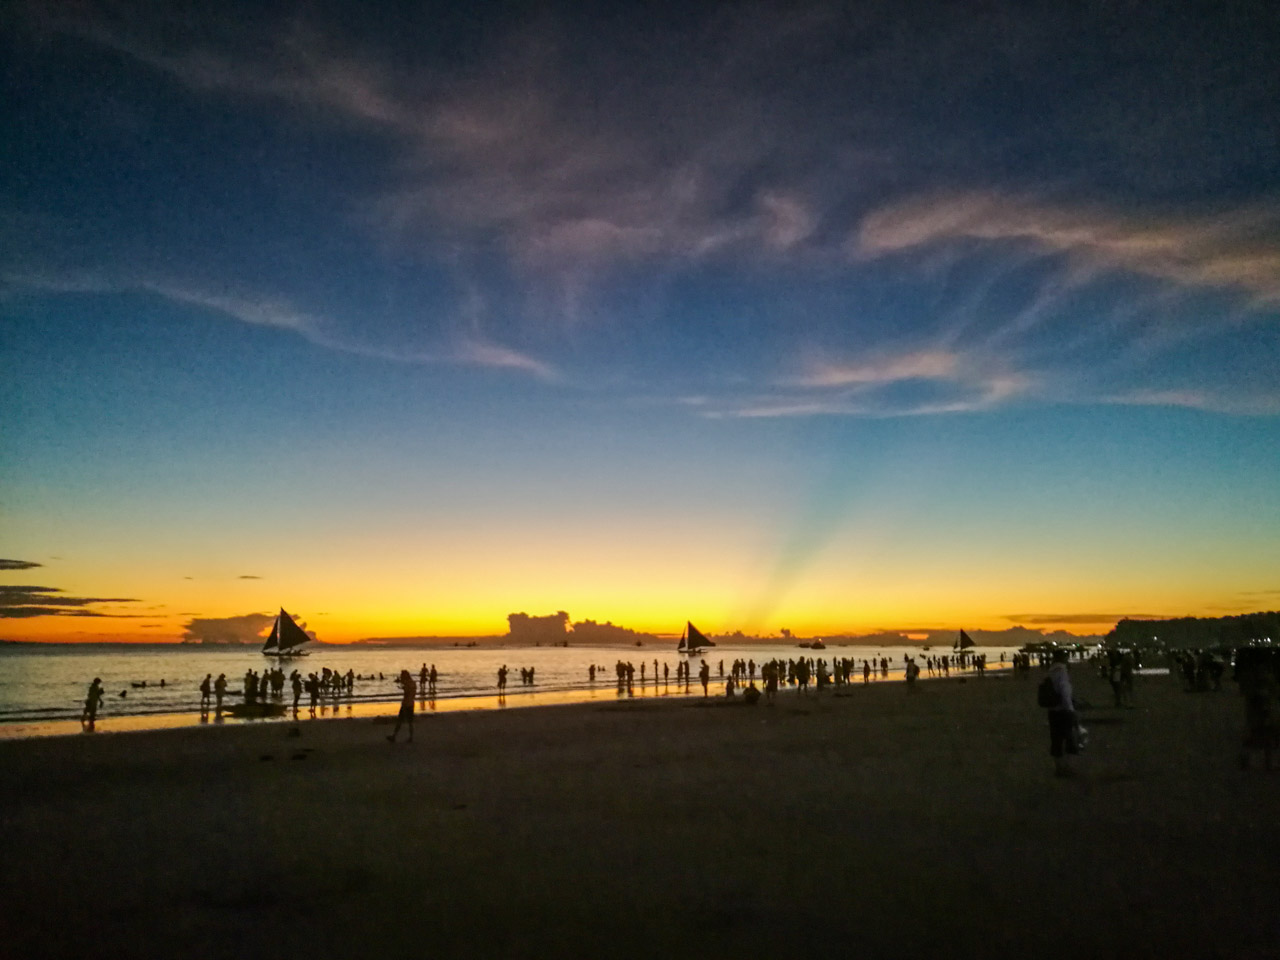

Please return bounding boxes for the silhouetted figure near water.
[214,674,226,712]
[498,665,508,692]
[81,678,104,730]
[589,664,596,682]
[663,662,669,683]
[699,660,710,697]
[429,665,438,692]
[387,670,416,743]
[291,672,302,713]
[199,674,212,711]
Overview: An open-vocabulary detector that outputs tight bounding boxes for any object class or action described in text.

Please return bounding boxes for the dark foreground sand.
[1,670,1276,959]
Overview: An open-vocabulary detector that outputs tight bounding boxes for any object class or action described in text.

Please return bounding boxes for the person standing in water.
[81,678,104,730]
[699,660,710,697]
[199,674,212,711]
[387,669,416,743]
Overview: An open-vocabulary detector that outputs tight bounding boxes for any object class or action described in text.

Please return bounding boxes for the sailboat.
[954,629,975,651]
[262,608,312,658]
[676,621,715,655]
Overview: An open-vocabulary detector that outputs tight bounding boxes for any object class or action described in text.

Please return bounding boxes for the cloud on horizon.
[0,585,140,618]
[1005,613,1162,626]
[0,559,43,571]
[181,612,275,644]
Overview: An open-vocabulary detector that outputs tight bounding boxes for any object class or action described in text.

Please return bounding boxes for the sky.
[2,0,1279,643]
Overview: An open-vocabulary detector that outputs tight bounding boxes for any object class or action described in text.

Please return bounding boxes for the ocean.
[0,641,1018,738]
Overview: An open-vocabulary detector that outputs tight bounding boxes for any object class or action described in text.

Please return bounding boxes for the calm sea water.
[0,641,1017,729]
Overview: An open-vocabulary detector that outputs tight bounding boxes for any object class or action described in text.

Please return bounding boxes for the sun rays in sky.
[3,1,1279,641]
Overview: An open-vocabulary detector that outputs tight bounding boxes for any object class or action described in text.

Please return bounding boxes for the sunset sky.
[3,1,1279,642]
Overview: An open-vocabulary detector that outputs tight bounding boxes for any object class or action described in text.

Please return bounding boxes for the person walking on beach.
[699,660,710,697]
[1044,650,1080,777]
[387,669,416,743]
[214,673,226,711]
[81,677,104,730]
[199,674,212,711]
[291,671,302,713]
[905,657,920,692]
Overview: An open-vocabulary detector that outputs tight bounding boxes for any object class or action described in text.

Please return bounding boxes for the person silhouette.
[699,660,710,697]
[81,678,104,730]
[199,674,212,711]
[387,670,416,743]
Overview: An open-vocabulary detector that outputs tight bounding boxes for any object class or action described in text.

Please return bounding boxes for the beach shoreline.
[0,644,1015,738]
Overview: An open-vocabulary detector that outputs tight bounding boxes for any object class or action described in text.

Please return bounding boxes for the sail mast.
[263,612,280,654]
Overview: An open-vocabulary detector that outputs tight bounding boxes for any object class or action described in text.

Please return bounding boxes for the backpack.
[1037,675,1059,709]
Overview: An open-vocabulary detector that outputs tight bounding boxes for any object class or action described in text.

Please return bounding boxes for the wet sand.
[1,670,1275,959]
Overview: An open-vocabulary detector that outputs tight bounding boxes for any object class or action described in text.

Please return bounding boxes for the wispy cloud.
[14,3,1279,421]
[0,559,42,571]
[857,192,1280,304]
[1103,388,1280,416]
[703,348,1032,419]
[0,585,139,619]
[5,272,557,380]
[785,350,961,388]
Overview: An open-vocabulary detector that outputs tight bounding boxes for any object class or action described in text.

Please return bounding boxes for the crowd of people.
[585,650,996,700]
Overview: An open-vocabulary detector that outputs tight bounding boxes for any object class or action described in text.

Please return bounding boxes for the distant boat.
[810,639,826,650]
[676,621,715,654]
[263,608,312,658]
[954,629,975,651]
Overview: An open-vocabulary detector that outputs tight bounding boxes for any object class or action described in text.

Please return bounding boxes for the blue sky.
[2,0,1279,639]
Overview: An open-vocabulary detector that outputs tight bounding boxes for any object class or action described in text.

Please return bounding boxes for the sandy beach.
[2,668,1275,959]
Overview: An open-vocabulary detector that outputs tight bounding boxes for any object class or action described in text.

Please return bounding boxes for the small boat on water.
[263,608,312,658]
[677,621,715,655]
